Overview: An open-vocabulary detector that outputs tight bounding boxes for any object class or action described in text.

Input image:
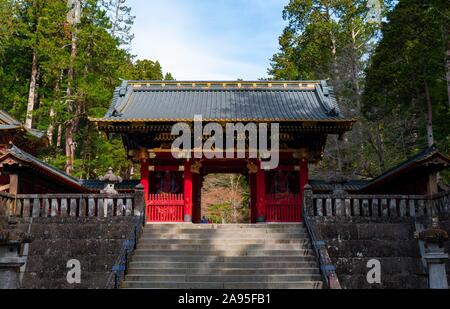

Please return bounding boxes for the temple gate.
[94,80,354,223]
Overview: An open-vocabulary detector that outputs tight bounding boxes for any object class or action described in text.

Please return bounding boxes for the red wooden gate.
[147,194,184,222]
[266,194,302,222]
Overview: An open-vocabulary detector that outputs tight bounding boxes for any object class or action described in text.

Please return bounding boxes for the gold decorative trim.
[92,117,357,124]
[127,80,322,90]
[190,161,202,174]
[247,161,258,174]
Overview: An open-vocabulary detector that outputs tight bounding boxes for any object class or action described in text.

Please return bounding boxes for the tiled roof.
[80,179,140,191]
[95,80,354,123]
[309,179,370,192]
[0,110,45,139]
[362,145,450,191]
[0,146,88,192]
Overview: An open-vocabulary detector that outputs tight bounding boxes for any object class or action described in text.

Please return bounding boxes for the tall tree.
[65,0,81,174]
[363,0,449,149]
[130,59,164,80]
[0,0,173,178]
[102,0,135,46]
[269,0,387,177]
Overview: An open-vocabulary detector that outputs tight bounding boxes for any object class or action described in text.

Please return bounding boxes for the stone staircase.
[122,224,323,289]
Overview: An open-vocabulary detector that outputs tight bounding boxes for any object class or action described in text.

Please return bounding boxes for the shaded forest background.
[269,0,450,184]
[0,0,449,191]
[0,0,174,179]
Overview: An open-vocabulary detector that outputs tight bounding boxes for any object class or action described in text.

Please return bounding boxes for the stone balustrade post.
[134,184,145,219]
[303,184,314,217]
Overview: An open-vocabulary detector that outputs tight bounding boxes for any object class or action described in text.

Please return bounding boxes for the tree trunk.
[351,26,361,112]
[374,122,386,172]
[25,51,38,129]
[334,135,343,173]
[111,0,120,38]
[57,124,62,148]
[47,71,63,146]
[65,28,77,175]
[65,0,80,175]
[446,39,450,107]
[424,81,435,147]
[47,108,55,145]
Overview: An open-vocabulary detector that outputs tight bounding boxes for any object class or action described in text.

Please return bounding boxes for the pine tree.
[101,0,135,46]
[363,0,449,150]
[269,0,388,177]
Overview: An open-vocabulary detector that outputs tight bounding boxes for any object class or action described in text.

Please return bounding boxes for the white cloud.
[129,0,287,80]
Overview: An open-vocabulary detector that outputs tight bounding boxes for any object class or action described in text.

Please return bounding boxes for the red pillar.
[192,173,201,223]
[299,159,309,220]
[256,161,266,223]
[140,159,150,220]
[249,173,257,223]
[183,160,193,223]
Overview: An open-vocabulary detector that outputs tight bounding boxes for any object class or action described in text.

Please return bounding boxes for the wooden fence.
[266,194,302,222]
[147,194,184,222]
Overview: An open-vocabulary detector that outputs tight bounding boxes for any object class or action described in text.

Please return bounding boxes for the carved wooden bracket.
[190,161,202,174]
[247,161,258,174]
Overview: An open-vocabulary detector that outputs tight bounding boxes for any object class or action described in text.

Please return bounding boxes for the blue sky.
[129,0,288,80]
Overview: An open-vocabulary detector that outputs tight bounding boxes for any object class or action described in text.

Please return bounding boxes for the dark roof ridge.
[1,145,88,191]
[362,145,450,191]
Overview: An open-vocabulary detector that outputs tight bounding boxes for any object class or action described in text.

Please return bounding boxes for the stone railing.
[302,186,341,289]
[0,185,145,219]
[304,187,450,218]
[431,190,450,215]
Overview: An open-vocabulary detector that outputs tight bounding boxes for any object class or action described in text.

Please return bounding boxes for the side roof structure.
[361,145,450,193]
[0,110,48,153]
[0,145,90,193]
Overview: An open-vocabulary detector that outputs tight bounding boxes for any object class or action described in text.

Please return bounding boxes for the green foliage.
[202,174,250,224]
[363,0,450,180]
[129,59,164,80]
[270,0,449,184]
[0,0,174,179]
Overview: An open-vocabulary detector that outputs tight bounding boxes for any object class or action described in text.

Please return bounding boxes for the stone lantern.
[328,173,349,194]
[0,218,32,289]
[100,167,123,194]
[415,217,449,289]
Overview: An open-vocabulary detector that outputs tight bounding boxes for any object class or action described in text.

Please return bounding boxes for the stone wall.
[15,217,136,289]
[312,217,428,289]
[437,213,450,286]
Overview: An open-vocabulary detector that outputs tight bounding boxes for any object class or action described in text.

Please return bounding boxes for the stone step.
[133,249,314,256]
[122,281,323,289]
[136,243,311,250]
[123,223,322,289]
[130,255,317,263]
[137,238,309,245]
[127,267,320,275]
[144,229,306,236]
[145,224,304,230]
[143,229,307,234]
[129,261,318,269]
[139,234,308,240]
[124,274,322,283]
